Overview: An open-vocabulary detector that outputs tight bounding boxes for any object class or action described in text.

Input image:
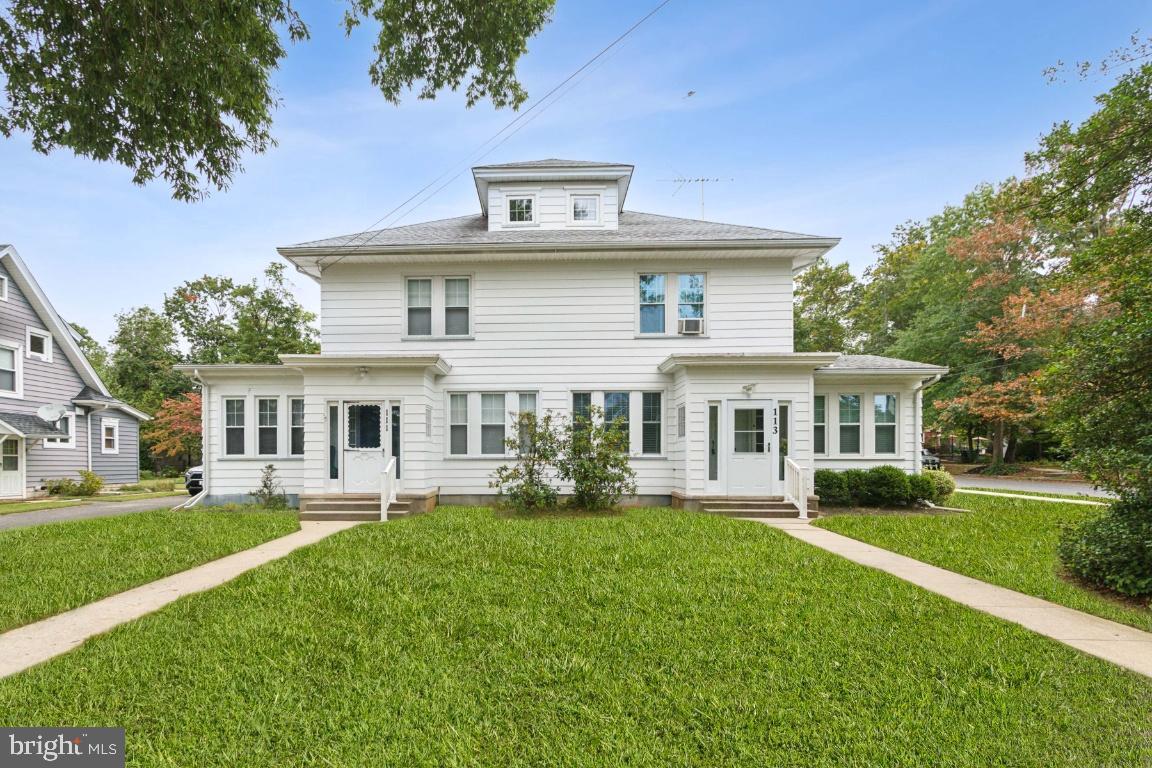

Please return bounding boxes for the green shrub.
[491,411,562,513]
[908,474,935,504]
[814,470,851,506]
[558,405,636,511]
[75,470,104,496]
[44,477,79,496]
[861,465,911,507]
[922,469,956,503]
[1058,492,1152,597]
[251,465,288,509]
[841,469,869,506]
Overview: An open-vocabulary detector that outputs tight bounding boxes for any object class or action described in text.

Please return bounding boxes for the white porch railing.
[783,457,811,520]
[380,457,397,522]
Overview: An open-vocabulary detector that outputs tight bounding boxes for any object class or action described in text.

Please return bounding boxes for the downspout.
[190,369,209,499]
[85,408,92,472]
[912,373,943,473]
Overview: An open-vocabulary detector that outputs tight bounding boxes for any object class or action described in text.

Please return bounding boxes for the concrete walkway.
[0,521,359,679]
[752,518,1152,679]
[0,495,187,532]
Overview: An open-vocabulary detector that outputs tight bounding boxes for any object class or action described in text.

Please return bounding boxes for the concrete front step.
[702,508,803,518]
[297,496,411,522]
[299,510,380,522]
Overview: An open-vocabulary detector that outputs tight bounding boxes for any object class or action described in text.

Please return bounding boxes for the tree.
[793,257,859,352]
[67,321,109,381]
[164,262,319,364]
[0,1,555,201]
[106,306,189,413]
[147,393,202,467]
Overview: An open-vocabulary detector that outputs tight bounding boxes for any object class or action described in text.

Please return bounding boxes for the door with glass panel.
[0,437,21,497]
[726,399,775,495]
[343,402,389,493]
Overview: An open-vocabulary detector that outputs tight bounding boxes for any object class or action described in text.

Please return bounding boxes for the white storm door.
[343,402,387,493]
[0,438,22,497]
[726,400,774,496]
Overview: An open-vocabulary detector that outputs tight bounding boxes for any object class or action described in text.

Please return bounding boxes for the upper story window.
[507,196,535,224]
[637,272,706,336]
[406,277,471,338]
[0,275,8,301]
[26,328,51,363]
[570,195,600,223]
[0,343,21,397]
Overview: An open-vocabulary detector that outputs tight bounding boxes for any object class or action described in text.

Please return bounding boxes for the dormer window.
[571,195,600,223]
[507,196,535,224]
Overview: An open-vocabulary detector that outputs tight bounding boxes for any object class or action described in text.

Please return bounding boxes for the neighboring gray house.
[0,245,149,497]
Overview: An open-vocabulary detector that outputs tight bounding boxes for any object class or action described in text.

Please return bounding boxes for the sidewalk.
[752,518,1152,679]
[0,521,360,679]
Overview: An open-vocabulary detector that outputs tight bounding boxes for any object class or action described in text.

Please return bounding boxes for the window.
[26,329,50,362]
[572,392,592,430]
[571,195,599,223]
[0,275,8,301]
[778,403,790,482]
[642,392,662,454]
[224,398,245,455]
[101,418,120,454]
[257,398,279,455]
[44,413,74,448]
[874,394,898,454]
[508,196,534,223]
[328,404,339,480]
[1,438,17,471]
[444,277,470,336]
[517,392,537,453]
[678,273,705,321]
[733,408,766,453]
[406,279,432,336]
[638,274,665,334]
[347,404,381,449]
[425,405,433,437]
[481,393,506,455]
[677,404,686,438]
[708,404,719,481]
[839,394,861,454]
[813,395,826,455]
[0,345,19,395]
[604,392,630,436]
[449,394,468,455]
[290,398,305,456]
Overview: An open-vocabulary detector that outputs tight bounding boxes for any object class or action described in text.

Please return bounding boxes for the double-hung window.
[678,274,705,321]
[290,398,305,456]
[0,345,19,396]
[508,196,534,224]
[638,274,666,334]
[101,418,120,454]
[571,195,600,223]
[225,398,245,455]
[517,393,537,453]
[449,394,468,455]
[480,394,506,455]
[604,391,630,439]
[813,395,826,454]
[637,273,706,335]
[406,279,433,336]
[839,394,861,455]
[257,398,278,455]
[874,394,898,454]
[642,393,662,454]
[444,278,471,336]
[572,392,592,431]
[407,277,470,337]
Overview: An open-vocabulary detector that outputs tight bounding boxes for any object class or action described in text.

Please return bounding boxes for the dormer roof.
[472,158,634,213]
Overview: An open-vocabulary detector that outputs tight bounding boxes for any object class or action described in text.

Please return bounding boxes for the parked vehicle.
[921,449,941,470]
[184,466,203,495]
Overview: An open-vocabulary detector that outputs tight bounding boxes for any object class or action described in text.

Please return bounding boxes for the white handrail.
[783,457,809,520]
[380,457,397,522]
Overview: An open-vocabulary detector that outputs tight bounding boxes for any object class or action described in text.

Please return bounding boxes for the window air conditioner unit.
[678,317,704,335]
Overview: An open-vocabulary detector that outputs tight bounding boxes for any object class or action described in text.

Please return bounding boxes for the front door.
[0,438,22,497]
[726,399,775,495]
[343,402,387,493]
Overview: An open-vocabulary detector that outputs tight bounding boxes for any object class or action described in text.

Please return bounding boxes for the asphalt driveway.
[0,497,186,532]
[951,474,1114,498]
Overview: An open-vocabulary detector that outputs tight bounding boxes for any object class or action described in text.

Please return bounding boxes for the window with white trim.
[507,196,534,223]
[406,276,471,337]
[604,392,630,439]
[0,344,20,396]
[290,398,305,456]
[637,272,706,335]
[642,393,662,454]
[449,394,468,455]
[838,394,861,455]
[480,393,506,455]
[25,328,51,362]
[444,277,471,336]
[44,412,74,448]
[1,438,17,471]
[874,394,898,454]
[677,404,686,438]
[101,418,120,454]
[224,398,245,455]
[257,398,279,455]
[517,392,537,453]
[570,390,665,456]
[406,278,432,336]
[813,395,826,455]
[447,392,540,457]
[0,275,8,301]
[571,194,600,223]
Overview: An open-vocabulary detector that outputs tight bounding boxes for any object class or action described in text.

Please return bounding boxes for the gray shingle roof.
[0,411,68,437]
[286,211,830,251]
[473,158,628,169]
[74,385,119,404]
[819,354,947,371]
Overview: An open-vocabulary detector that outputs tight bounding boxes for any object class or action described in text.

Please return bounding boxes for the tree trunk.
[992,420,1006,464]
[1005,427,1019,463]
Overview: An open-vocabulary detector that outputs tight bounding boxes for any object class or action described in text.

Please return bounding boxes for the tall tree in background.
[67,322,109,382]
[0,0,555,201]
[106,307,189,413]
[147,393,203,468]
[793,257,859,352]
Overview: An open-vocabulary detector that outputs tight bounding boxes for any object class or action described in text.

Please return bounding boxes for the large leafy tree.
[105,306,190,413]
[793,256,860,352]
[0,0,555,201]
[147,393,203,466]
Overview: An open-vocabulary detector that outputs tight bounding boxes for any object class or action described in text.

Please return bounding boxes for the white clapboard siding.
[487,182,619,231]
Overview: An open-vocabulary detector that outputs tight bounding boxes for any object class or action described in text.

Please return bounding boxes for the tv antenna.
[657,176,733,219]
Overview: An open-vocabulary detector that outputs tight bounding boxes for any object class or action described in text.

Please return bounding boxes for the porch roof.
[278,354,451,376]
[657,353,841,373]
[0,411,68,438]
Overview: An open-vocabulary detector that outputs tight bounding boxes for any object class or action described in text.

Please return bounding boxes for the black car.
[184,465,203,495]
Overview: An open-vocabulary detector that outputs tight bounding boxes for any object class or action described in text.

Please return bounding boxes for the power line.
[317,0,674,271]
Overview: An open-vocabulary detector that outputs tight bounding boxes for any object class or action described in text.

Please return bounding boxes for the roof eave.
[658,352,843,373]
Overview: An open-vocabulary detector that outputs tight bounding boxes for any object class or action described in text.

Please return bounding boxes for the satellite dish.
[36,404,68,423]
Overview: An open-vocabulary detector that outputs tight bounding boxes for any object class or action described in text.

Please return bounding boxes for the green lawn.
[1,508,1148,766]
[0,507,297,633]
[816,494,1152,632]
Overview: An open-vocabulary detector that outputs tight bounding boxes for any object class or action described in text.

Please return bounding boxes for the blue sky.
[1,0,1148,342]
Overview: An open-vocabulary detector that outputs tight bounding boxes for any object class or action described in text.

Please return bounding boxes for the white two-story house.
[181,159,945,517]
